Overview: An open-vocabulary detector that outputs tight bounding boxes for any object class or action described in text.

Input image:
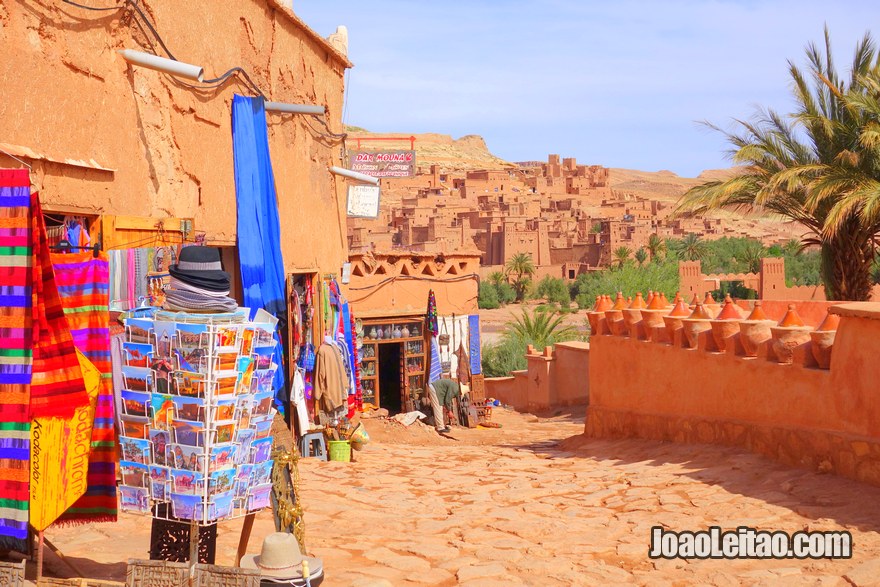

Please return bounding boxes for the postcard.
[209,443,236,472]
[252,391,274,416]
[171,468,204,495]
[254,324,275,347]
[214,422,236,445]
[235,429,255,465]
[212,351,239,373]
[246,483,272,512]
[124,318,154,344]
[150,357,175,395]
[149,430,171,467]
[120,460,149,488]
[171,396,204,422]
[170,492,203,521]
[235,463,254,485]
[212,397,236,422]
[253,347,274,372]
[169,444,205,473]
[149,466,170,501]
[253,367,276,394]
[151,394,174,429]
[171,419,204,448]
[119,485,150,514]
[208,468,235,496]
[208,491,234,521]
[214,326,240,352]
[252,416,273,440]
[239,328,255,357]
[250,437,272,464]
[120,414,150,439]
[122,366,153,393]
[119,436,151,465]
[172,371,205,398]
[120,390,150,418]
[236,356,255,393]
[213,373,238,397]
[153,320,176,359]
[123,342,153,368]
[252,459,274,486]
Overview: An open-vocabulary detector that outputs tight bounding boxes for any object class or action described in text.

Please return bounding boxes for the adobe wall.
[343,252,480,317]
[584,302,880,487]
[0,1,350,274]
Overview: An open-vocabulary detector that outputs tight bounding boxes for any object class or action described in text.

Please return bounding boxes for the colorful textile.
[429,337,442,385]
[232,95,287,412]
[426,289,438,337]
[469,315,482,375]
[30,193,90,420]
[50,251,118,524]
[0,169,34,550]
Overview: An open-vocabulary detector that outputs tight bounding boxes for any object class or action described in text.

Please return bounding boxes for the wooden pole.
[236,513,257,567]
[36,531,44,582]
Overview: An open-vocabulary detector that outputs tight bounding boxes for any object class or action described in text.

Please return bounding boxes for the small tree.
[646,233,666,262]
[675,233,709,262]
[505,253,536,302]
[478,282,500,309]
[612,246,631,270]
[634,247,648,267]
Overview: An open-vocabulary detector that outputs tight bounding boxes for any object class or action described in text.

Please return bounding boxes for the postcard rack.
[119,309,278,526]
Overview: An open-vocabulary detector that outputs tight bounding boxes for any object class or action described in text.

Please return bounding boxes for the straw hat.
[241,532,323,580]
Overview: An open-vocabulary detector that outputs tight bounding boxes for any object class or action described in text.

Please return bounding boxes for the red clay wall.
[585,302,880,486]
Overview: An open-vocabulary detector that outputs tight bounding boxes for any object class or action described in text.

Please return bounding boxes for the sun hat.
[169,246,230,288]
[241,532,323,580]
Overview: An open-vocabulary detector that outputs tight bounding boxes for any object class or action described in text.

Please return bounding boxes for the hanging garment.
[291,368,310,436]
[50,251,118,524]
[0,169,35,550]
[426,289,438,337]
[429,337,443,385]
[313,343,346,413]
[456,342,471,385]
[468,315,482,375]
[232,94,287,413]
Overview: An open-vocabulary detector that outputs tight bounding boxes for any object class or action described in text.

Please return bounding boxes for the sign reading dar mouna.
[349,150,416,178]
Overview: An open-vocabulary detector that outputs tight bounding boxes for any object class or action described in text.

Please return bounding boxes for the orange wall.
[585,302,880,486]
[0,1,350,274]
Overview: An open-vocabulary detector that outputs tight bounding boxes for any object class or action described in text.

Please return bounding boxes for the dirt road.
[42,408,880,586]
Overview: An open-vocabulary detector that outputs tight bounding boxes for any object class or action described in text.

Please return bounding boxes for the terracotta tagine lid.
[777,304,805,327]
[745,301,769,321]
[715,294,741,320]
[646,292,667,310]
[689,293,699,306]
[672,291,682,304]
[687,301,712,320]
[660,292,670,306]
[703,292,716,306]
[591,296,602,311]
[815,311,840,332]
[646,290,655,305]
[668,298,691,317]
[611,292,627,311]
[629,292,647,309]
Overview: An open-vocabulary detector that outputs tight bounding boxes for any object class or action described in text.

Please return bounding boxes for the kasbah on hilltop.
[3,1,880,586]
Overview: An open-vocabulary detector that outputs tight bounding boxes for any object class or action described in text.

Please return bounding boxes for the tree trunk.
[821,228,874,301]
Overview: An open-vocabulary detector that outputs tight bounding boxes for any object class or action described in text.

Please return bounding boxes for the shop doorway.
[378,343,402,413]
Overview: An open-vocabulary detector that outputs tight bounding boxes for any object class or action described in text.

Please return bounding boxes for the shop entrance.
[378,343,402,413]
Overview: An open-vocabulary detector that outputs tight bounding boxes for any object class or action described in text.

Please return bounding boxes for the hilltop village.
[348,150,801,280]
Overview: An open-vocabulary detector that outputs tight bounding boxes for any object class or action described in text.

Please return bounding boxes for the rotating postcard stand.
[120,309,277,564]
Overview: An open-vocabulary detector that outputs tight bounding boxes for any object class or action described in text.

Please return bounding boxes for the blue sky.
[296,1,875,177]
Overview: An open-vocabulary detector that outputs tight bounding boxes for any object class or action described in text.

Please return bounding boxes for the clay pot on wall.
[604,309,626,336]
[810,311,841,369]
[710,295,743,352]
[738,320,775,357]
[680,302,713,349]
[769,305,811,365]
[622,308,644,338]
[662,298,691,343]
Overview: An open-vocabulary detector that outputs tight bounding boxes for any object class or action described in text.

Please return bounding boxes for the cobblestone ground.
[43,408,880,586]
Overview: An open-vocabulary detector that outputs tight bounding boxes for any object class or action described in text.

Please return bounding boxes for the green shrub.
[496,282,517,305]
[478,282,500,309]
[481,337,527,377]
[534,276,571,306]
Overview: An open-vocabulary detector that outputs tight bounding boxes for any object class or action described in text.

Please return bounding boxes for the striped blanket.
[0,170,34,550]
[51,251,117,524]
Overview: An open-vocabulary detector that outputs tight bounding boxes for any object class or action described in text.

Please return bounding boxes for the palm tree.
[675,233,709,262]
[676,29,880,300]
[646,233,667,262]
[740,240,766,273]
[504,253,536,302]
[488,271,507,287]
[782,239,803,257]
[634,247,648,267]
[504,308,577,351]
[612,246,631,269]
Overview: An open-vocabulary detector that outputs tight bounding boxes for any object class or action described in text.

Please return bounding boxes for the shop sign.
[349,150,416,178]
[347,185,381,218]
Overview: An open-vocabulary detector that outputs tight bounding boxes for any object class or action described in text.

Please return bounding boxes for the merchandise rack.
[120,310,277,526]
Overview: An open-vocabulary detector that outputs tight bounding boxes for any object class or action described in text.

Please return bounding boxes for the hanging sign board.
[349,150,416,178]
[346,185,381,218]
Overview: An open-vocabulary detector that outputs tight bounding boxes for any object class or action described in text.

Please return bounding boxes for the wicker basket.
[192,564,260,587]
[37,579,125,587]
[0,559,25,586]
[125,559,188,587]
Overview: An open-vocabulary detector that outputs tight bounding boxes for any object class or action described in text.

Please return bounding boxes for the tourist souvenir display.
[118,309,277,524]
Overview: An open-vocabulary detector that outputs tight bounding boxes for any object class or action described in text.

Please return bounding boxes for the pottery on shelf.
[368,327,378,340]
[392,326,402,339]
[402,325,410,338]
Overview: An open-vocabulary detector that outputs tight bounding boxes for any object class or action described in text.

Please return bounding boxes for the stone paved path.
[42,408,880,586]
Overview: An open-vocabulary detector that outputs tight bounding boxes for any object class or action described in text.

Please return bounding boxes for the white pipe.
[118,49,204,82]
[265,101,325,115]
[329,166,380,185]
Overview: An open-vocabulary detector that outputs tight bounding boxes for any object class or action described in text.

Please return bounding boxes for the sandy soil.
[36,407,880,586]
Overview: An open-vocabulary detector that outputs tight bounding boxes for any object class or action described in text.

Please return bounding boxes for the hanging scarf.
[426,289,439,337]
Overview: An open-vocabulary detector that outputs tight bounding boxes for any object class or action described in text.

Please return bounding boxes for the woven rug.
[50,250,118,524]
[0,170,34,550]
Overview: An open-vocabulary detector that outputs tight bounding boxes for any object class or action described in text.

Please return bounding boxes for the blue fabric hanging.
[469,314,482,375]
[429,337,443,384]
[231,94,288,413]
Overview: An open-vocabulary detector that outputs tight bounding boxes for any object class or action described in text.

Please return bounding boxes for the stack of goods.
[117,310,278,523]
[164,247,237,313]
